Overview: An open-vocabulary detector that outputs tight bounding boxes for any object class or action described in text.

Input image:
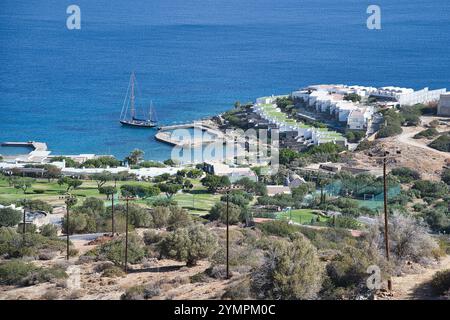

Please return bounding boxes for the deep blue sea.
[0,0,449,160]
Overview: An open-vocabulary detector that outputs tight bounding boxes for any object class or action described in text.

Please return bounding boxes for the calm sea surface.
[0,0,449,160]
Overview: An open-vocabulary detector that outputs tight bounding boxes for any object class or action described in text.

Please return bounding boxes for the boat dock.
[155,121,227,147]
[1,141,48,151]
[0,141,51,162]
[155,122,224,147]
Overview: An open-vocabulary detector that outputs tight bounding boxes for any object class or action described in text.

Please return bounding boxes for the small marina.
[155,122,224,147]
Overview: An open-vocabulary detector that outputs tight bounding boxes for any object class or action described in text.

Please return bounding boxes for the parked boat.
[120,72,158,128]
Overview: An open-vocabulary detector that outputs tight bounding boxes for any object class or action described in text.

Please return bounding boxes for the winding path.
[395,126,450,159]
[391,255,450,300]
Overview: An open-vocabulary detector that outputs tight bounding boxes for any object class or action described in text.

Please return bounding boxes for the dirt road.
[391,255,450,300]
[395,126,450,159]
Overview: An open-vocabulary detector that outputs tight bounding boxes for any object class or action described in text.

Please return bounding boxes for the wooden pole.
[383,154,392,291]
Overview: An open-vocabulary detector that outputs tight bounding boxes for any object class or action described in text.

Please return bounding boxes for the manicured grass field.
[173,190,221,215]
[277,209,329,225]
[0,177,220,215]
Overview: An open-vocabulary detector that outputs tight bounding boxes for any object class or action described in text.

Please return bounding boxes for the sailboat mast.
[149,100,153,120]
[130,72,135,119]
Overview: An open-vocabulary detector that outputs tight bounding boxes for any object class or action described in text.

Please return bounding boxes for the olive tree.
[158,224,217,266]
[0,208,22,227]
[151,206,170,228]
[209,202,241,225]
[167,206,191,231]
[251,234,323,299]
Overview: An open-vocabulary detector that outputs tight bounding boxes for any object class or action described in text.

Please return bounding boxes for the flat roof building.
[438,93,450,116]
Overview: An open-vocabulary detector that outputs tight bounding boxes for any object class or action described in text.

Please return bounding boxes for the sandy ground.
[390,255,450,300]
[1,235,449,300]
[0,236,229,300]
[353,120,449,181]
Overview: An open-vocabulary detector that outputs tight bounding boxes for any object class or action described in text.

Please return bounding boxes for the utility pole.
[382,152,390,263]
[369,147,401,292]
[226,190,230,279]
[111,192,115,236]
[125,197,129,272]
[119,195,135,273]
[22,200,27,241]
[217,185,244,280]
[59,194,77,260]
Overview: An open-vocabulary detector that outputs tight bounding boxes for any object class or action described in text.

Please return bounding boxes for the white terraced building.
[292,84,446,129]
[252,97,346,147]
[369,86,446,105]
[293,88,374,130]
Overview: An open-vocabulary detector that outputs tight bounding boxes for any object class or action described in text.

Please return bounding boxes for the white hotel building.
[253,95,347,146]
[292,84,446,130]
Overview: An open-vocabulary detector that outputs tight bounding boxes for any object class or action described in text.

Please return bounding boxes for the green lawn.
[173,190,220,215]
[277,209,329,225]
[0,177,220,215]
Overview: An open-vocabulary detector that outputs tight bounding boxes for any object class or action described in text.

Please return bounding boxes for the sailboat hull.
[120,120,157,128]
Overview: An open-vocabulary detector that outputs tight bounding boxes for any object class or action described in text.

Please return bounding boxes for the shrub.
[40,224,58,238]
[429,269,450,295]
[148,197,178,207]
[250,234,323,299]
[38,250,58,260]
[41,289,59,300]
[140,161,165,168]
[151,206,170,228]
[0,207,22,227]
[81,156,121,168]
[0,260,39,285]
[121,283,162,300]
[167,206,191,231]
[442,169,450,186]
[370,214,438,264]
[17,223,37,234]
[201,175,231,193]
[101,265,125,278]
[376,110,403,138]
[413,128,439,139]
[120,184,160,199]
[17,199,53,214]
[0,260,67,286]
[429,134,450,152]
[327,216,361,230]
[158,224,217,266]
[355,139,376,151]
[95,233,146,266]
[143,229,163,245]
[222,278,252,300]
[257,220,300,238]
[320,241,388,299]
[113,204,152,228]
[121,285,145,300]
[234,177,267,196]
[412,180,448,199]
[209,202,241,225]
[0,227,66,259]
[61,212,88,235]
[391,167,421,183]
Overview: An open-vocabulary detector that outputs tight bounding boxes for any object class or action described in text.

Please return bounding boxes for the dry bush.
[251,233,323,300]
[41,288,60,300]
[222,277,251,300]
[38,250,58,261]
[369,213,439,266]
[101,265,125,278]
[430,269,450,296]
